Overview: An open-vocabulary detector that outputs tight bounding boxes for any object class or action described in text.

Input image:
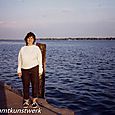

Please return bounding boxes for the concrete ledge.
[0,81,74,115]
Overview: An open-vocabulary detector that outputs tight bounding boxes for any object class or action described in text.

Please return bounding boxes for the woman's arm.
[17,49,22,78]
[37,47,43,75]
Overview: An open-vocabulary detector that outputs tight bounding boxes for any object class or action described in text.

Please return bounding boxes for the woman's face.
[27,36,34,45]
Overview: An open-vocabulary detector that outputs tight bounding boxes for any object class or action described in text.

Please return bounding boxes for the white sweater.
[17,45,43,74]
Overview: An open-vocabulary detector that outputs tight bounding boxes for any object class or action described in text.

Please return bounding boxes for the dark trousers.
[21,65,39,99]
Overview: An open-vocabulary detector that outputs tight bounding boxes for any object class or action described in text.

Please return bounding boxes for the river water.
[0,40,115,115]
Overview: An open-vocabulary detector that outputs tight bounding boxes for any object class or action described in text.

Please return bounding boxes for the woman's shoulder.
[33,45,40,49]
[21,45,26,49]
[33,45,41,53]
[19,45,27,51]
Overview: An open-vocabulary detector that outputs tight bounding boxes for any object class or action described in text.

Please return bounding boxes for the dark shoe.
[23,99,30,108]
[32,102,38,108]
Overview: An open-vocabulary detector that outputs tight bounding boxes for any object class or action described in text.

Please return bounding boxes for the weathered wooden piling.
[36,43,46,98]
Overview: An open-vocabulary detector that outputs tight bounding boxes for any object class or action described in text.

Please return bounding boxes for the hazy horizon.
[0,37,115,41]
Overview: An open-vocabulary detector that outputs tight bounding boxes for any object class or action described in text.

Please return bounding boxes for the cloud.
[0,21,17,28]
[0,21,4,24]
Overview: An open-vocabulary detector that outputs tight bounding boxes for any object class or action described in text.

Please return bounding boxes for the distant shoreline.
[0,37,115,41]
[39,37,115,40]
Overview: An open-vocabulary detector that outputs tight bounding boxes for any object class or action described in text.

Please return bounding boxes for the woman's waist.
[21,64,39,70]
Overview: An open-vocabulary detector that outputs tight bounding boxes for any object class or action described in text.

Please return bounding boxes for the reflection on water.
[0,40,115,115]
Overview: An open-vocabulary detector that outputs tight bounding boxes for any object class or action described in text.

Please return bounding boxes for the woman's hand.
[18,72,22,78]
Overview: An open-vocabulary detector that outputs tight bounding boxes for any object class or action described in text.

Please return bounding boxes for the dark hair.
[24,32,36,45]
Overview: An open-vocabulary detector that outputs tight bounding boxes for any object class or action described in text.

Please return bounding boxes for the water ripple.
[0,40,115,115]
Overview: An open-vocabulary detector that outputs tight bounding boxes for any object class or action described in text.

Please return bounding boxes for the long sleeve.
[37,47,43,75]
[17,49,22,73]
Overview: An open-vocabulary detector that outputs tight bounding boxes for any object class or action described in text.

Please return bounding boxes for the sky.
[0,0,115,39]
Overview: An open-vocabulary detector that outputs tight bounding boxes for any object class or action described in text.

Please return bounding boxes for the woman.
[17,32,43,108]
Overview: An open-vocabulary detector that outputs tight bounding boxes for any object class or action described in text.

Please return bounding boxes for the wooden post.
[36,43,46,98]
